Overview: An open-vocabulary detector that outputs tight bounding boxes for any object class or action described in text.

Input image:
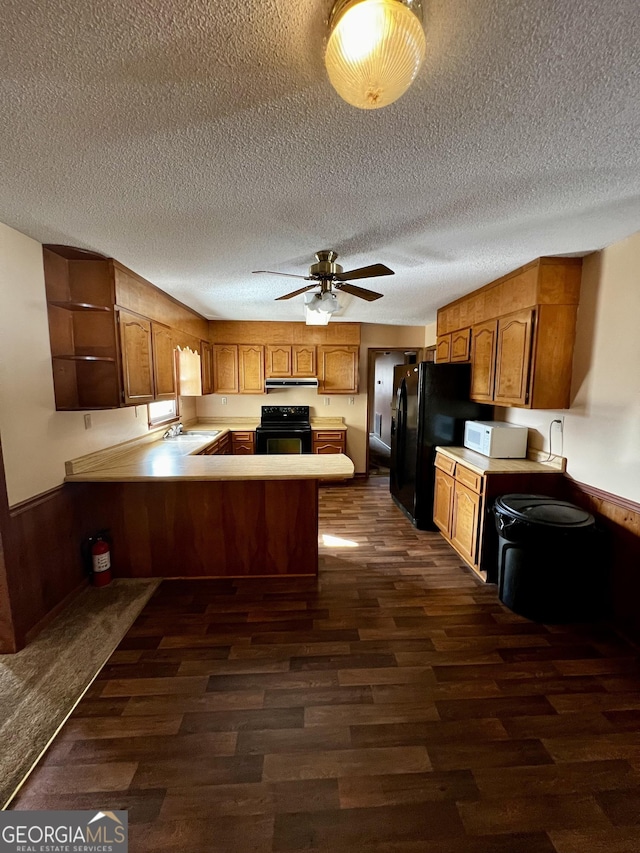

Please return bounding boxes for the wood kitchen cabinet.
[212,344,265,394]
[232,431,255,455]
[43,245,209,409]
[437,257,582,409]
[151,322,176,400]
[199,431,232,455]
[436,335,451,363]
[494,308,534,406]
[318,345,359,394]
[200,339,214,395]
[470,320,497,401]
[238,345,265,394]
[433,450,563,580]
[118,309,155,405]
[265,344,316,378]
[213,345,239,394]
[450,328,471,362]
[312,429,346,454]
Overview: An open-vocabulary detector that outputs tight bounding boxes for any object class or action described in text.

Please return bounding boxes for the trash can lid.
[494,494,595,528]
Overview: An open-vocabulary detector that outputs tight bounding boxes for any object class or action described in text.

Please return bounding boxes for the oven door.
[255,428,312,454]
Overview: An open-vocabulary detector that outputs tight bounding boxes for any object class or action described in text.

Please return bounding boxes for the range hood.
[265,378,319,391]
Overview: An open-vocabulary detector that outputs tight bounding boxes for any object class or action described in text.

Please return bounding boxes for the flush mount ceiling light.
[325,0,426,109]
[304,291,340,325]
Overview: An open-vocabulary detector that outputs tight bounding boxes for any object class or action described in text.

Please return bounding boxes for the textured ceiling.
[1,0,639,325]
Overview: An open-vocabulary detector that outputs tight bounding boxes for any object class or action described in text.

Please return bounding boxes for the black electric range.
[255,406,312,454]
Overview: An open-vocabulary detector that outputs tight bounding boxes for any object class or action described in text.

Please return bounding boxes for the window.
[148,399,178,428]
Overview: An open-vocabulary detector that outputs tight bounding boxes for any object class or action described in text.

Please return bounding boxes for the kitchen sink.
[164,430,220,441]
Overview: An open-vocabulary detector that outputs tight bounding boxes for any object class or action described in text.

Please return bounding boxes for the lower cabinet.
[232,431,255,455]
[199,432,231,455]
[433,459,482,570]
[313,429,346,454]
[433,451,563,581]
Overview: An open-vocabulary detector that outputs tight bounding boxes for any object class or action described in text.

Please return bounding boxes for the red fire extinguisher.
[91,536,112,587]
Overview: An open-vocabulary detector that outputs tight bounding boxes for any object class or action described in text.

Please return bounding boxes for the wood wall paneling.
[76,480,318,578]
[112,263,208,341]
[210,321,361,346]
[562,479,640,646]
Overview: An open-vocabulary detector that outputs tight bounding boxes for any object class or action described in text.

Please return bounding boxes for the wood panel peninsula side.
[65,430,354,579]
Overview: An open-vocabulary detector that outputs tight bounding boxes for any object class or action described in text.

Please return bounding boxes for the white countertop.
[65,428,354,483]
[435,445,565,475]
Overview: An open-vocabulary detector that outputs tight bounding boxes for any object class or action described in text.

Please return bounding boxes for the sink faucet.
[163,422,184,439]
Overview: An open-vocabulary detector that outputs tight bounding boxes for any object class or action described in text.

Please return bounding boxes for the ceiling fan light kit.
[325,0,426,109]
[252,250,395,323]
[304,290,340,324]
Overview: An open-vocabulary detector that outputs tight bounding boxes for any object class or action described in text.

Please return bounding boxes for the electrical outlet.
[84,414,92,429]
[348,397,355,405]
[324,397,330,406]
[552,417,564,433]
[221,397,227,405]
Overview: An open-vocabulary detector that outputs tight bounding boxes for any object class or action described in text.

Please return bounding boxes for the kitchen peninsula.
[65,429,354,579]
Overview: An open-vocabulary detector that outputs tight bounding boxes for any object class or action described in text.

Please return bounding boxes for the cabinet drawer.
[434,453,456,476]
[232,431,254,442]
[314,430,345,441]
[455,464,483,494]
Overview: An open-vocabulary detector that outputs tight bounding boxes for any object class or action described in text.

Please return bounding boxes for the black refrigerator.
[390,362,492,530]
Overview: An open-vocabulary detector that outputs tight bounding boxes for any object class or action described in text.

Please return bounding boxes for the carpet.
[0,578,160,808]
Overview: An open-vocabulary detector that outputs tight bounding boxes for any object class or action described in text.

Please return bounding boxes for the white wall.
[196,323,428,473]
[503,233,640,503]
[0,222,196,505]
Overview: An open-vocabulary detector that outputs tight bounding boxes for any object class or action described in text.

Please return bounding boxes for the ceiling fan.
[252,250,394,302]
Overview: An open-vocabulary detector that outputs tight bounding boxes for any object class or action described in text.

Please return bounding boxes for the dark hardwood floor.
[11,478,640,852]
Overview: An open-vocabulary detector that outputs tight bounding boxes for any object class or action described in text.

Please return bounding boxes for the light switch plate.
[84,414,92,429]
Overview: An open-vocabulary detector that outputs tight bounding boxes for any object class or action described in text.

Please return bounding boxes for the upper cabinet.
[212,345,239,394]
[210,323,360,395]
[119,310,155,405]
[318,345,359,394]
[43,245,209,410]
[238,345,265,394]
[265,344,317,378]
[437,257,582,409]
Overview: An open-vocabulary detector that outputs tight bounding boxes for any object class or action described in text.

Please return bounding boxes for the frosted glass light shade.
[325,0,426,109]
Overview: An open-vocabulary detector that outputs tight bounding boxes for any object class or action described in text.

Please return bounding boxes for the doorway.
[366,348,424,477]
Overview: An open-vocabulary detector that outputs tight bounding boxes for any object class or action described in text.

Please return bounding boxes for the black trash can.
[493,494,603,623]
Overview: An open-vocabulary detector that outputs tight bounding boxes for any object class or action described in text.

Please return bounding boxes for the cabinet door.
[433,468,455,535]
[451,481,481,566]
[200,340,214,395]
[239,345,265,394]
[470,320,497,401]
[450,329,471,363]
[313,430,346,454]
[292,345,316,377]
[151,322,176,400]
[494,309,534,406]
[213,345,239,394]
[119,309,155,405]
[436,335,451,363]
[265,345,292,378]
[318,345,359,394]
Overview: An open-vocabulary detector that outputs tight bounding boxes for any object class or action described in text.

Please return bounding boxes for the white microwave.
[463,420,528,458]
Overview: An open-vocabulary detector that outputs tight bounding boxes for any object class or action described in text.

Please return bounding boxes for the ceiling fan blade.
[252,270,309,280]
[275,284,318,301]
[335,282,383,301]
[334,263,394,281]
